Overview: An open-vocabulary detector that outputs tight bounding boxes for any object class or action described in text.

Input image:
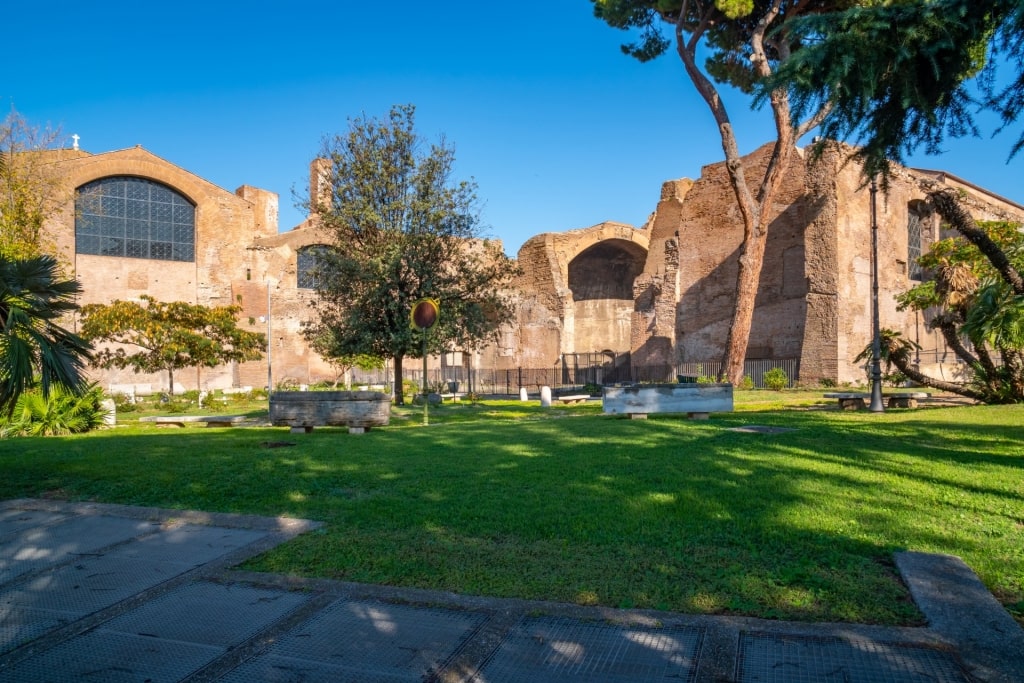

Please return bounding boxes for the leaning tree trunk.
[888,352,988,402]
[930,190,1024,295]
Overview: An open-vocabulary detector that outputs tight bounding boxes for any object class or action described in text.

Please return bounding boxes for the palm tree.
[0,254,92,415]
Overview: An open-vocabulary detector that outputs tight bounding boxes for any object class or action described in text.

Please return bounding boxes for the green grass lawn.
[1,392,1021,626]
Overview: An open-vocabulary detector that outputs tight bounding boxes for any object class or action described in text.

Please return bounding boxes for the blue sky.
[6,1,1022,255]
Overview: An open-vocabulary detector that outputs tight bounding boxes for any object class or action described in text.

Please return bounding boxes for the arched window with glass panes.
[297,244,332,289]
[75,177,195,262]
[906,200,927,281]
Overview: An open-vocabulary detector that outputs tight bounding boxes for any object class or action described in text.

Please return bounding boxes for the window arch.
[906,200,927,281]
[297,244,331,289]
[75,177,195,262]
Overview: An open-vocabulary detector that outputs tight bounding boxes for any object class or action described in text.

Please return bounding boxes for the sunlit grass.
[0,393,1020,626]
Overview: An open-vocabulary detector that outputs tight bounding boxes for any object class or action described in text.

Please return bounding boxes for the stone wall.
[506,221,649,369]
[32,143,1024,392]
[41,146,279,392]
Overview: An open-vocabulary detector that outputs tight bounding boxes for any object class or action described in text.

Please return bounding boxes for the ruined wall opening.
[567,239,647,354]
[568,240,647,301]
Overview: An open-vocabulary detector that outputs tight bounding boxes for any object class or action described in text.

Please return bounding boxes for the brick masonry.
[37,142,1024,392]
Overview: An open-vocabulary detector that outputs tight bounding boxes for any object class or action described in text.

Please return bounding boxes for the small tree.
[305,104,518,404]
[0,110,70,261]
[80,296,265,394]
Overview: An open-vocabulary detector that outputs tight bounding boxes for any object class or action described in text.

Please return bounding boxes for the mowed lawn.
[1,396,1021,626]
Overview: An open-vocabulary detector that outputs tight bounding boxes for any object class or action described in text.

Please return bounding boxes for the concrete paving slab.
[1,499,1021,683]
[895,551,1024,683]
[0,629,224,683]
[0,515,156,584]
[0,605,74,656]
[0,510,67,539]
[0,581,314,682]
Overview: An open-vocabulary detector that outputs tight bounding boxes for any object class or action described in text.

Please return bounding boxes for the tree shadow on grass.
[0,404,1019,624]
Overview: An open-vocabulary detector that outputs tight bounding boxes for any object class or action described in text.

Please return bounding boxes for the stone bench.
[555,394,591,405]
[886,392,929,408]
[823,392,870,409]
[139,415,249,428]
[824,392,929,409]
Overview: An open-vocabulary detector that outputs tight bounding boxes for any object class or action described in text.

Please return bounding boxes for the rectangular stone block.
[602,384,733,416]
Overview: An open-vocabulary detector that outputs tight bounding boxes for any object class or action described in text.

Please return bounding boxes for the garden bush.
[763,367,789,391]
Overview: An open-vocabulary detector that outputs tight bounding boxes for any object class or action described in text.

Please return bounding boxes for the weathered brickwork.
[35,143,1024,392]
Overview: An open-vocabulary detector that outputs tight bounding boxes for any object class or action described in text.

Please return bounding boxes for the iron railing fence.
[345,357,801,394]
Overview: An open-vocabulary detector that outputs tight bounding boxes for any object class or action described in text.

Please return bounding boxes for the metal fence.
[348,357,800,394]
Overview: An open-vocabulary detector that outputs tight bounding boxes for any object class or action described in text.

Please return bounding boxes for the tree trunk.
[393,353,405,405]
[930,190,1024,295]
[167,368,174,396]
[673,8,799,387]
[889,353,988,402]
[720,230,767,385]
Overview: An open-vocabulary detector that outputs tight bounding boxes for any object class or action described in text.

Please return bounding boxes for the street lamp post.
[869,179,885,412]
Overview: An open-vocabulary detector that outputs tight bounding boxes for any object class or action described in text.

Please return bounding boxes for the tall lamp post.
[869,179,885,412]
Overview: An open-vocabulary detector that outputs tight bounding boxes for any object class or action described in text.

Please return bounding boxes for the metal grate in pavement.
[737,631,971,683]
[0,629,222,683]
[1,555,195,616]
[0,515,156,586]
[102,523,268,565]
[0,581,312,682]
[473,616,703,682]
[0,604,75,655]
[217,598,487,682]
[101,580,311,646]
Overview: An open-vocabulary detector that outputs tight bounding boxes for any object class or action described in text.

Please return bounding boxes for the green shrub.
[819,377,837,388]
[762,368,789,391]
[1,384,109,437]
[883,371,908,387]
[696,375,717,385]
[583,382,602,396]
[738,375,755,390]
[111,392,139,413]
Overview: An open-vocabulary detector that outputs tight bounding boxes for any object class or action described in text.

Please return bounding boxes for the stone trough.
[602,383,734,419]
[269,391,391,434]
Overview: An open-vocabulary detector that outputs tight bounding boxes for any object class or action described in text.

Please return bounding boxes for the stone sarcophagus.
[602,383,733,419]
[270,391,391,433]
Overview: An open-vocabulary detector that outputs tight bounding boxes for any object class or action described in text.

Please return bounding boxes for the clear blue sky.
[6,1,1022,255]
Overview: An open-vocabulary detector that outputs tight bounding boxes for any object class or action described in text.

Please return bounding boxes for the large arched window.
[297,244,331,289]
[76,177,195,262]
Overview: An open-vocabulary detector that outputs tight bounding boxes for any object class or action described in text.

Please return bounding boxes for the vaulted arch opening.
[566,239,647,354]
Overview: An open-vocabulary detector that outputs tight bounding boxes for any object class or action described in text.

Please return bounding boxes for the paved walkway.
[1,498,1021,682]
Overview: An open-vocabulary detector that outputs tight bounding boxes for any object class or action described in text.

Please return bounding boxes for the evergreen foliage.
[1,383,108,437]
[590,1,852,386]
[765,0,1024,180]
[0,254,92,415]
[304,104,518,404]
[878,217,1024,403]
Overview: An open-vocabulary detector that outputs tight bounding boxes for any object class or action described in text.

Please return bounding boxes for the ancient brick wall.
[498,222,649,371]
[40,146,280,393]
